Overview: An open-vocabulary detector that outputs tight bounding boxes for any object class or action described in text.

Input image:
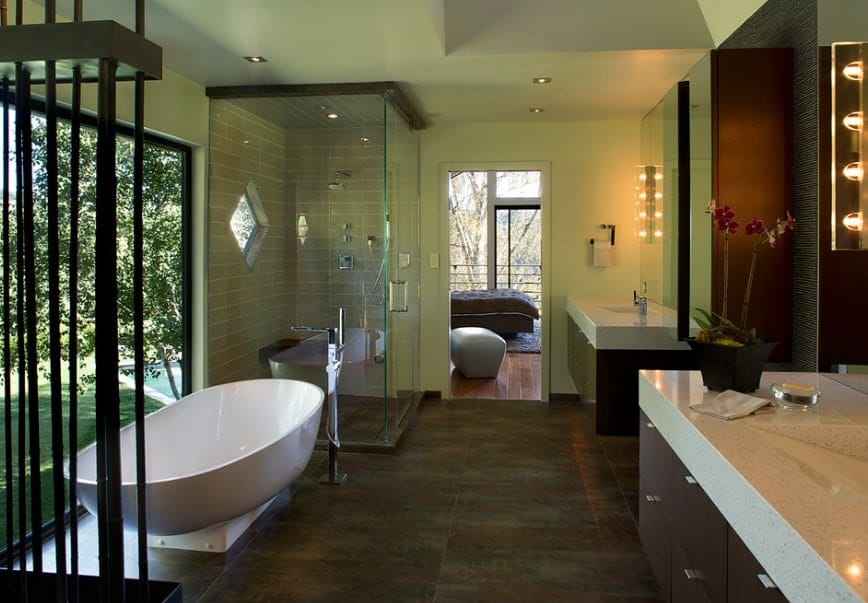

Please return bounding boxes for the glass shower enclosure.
[207,85,422,449]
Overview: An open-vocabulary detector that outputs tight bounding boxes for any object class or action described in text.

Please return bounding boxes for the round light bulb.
[843,111,864,131]
[843,161,864,181]
[843,211,864,231]
[843,61,864,81]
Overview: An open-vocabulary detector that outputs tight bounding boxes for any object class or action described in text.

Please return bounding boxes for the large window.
[448,170,541,304]
[0,102,191,550]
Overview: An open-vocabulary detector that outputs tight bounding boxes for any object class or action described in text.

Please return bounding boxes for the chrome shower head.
[329,170,351,191]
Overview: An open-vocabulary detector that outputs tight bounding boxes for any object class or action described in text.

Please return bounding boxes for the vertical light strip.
[832,42,866,249]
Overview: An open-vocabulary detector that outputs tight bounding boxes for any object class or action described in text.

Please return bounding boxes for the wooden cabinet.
[728,526,788,603]
[567,317,595,400]
[638,414,672,600]
[639,411,788,602]
[567,318,693,435]
[671,455,728,603]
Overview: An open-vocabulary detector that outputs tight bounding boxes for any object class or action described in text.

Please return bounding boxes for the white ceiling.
[32,0,750,126]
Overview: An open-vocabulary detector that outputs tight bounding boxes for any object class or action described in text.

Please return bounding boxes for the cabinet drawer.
[672,538,713,603]
[671,455,727,603]
[639,475,671,601]
[728,526,789,602]
[639,411,672,500]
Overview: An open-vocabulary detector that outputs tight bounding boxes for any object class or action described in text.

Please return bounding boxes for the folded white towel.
[689,390,770,420]
[593,239,612,267]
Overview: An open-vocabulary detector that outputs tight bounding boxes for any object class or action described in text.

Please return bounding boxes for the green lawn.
[0,379,163,549]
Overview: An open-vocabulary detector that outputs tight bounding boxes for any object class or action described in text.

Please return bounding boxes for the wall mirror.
[230,179,270,270]
[637,96,665,304]
[639,77,690,337]
[686,53,713,324]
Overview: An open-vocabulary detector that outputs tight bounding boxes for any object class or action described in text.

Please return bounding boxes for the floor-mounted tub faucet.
[291,307,347,484]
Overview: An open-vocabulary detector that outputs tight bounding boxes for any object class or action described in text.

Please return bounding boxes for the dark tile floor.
[141,399,658,601]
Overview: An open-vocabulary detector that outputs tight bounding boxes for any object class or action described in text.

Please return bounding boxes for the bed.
[450,288,540,337]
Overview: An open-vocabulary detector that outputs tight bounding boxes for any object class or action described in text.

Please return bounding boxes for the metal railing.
[449,263,541,305]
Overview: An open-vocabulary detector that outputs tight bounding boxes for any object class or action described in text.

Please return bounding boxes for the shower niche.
[207,83,423,448]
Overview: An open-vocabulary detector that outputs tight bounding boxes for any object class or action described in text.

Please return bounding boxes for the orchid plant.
[694,201,796,347]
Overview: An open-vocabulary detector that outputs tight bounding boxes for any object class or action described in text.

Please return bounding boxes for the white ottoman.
[450,327,506,379]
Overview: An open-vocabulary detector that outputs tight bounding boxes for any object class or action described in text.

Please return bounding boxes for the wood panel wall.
[711,48,794,361]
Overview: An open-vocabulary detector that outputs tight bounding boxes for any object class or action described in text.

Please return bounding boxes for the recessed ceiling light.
[533,77,552,84]
[243,56,267,63]
[327,113,339,120]
[530,107,544,113]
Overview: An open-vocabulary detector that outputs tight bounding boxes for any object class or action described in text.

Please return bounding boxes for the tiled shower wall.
[287,126,387,331]
[208,102,289,384]
[286,118,389,398]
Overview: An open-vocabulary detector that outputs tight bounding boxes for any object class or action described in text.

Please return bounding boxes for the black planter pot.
[686,339,778,392]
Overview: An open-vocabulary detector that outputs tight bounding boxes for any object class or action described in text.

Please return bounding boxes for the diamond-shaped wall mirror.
[230,180,270,270]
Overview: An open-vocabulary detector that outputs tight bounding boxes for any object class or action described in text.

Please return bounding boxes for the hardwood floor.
[450,351,541,400]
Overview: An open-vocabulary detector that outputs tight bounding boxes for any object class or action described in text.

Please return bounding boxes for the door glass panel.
[495,207,541,305]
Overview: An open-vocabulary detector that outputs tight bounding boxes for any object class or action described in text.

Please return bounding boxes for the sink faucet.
[634,282,648,315]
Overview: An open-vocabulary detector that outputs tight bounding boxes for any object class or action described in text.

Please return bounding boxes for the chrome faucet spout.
[633,283,648,315]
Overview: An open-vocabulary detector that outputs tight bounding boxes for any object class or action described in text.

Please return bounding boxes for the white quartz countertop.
[566,296,695,350]
[639,370,867,602]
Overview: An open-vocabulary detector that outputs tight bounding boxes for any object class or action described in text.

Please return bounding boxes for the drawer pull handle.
[757,574,778,589]
[644,494,662,503]
[684,475,698,485]
[684,568,704,581]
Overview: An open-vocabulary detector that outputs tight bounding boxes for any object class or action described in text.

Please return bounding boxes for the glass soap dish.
[771,382,820,411]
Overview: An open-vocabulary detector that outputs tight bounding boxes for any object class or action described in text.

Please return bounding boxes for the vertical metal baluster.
[68,6,83,600]
[133,70,150,603]
[95,55,124,603]
[0,0,9,575]
[14,61,28,597]
[2,75,12,575]
[67,63,82,603]
[44,5,69,599]
[20,63,43,579]
[134,4,150,598]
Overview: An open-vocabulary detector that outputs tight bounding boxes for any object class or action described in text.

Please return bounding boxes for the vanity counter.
[639,370,866,602]
[566,297,696,435]
[566,296,693,350]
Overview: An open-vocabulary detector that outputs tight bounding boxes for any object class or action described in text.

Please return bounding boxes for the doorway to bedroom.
[448,169,542,400]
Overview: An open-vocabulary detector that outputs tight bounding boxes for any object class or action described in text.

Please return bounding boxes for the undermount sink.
[749,424,868,500]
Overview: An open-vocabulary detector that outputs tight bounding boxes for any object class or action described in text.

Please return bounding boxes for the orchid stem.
[721,233,729,322]
[740,239,761,330]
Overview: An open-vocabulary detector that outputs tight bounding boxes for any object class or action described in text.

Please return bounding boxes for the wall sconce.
[832,42,867,249]
[297,213,309,246]
[634,165,663,243]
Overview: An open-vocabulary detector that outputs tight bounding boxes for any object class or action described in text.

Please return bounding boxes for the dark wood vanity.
[640,410,788,602]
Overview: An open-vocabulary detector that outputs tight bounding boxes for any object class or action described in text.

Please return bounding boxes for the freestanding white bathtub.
[74,379,324,552]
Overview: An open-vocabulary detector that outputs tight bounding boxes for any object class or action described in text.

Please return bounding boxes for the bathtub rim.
[70,378,324,487]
